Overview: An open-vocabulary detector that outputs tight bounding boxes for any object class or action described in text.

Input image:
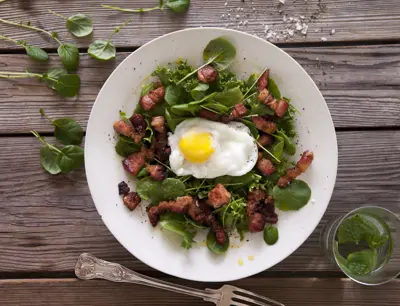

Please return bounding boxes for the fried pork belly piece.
[258,89,289,118]
[123,192,141,211]
[207,184,231,209]
[146,164,166,181]
[197,65,218,83]
[251,116,277,134]
[231,103,247,119]
[277,150,314,187]
[148,196,194,226]
[118,181,130,195]
[257,69,270,92]
[246,189,267,233]
[257,158,276,176]
[140,86,165,111]
[151,116,166,134]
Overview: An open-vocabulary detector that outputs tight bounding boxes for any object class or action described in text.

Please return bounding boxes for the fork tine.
[232,287,285,306]
[232,293,272,306]
[230,302,249,306]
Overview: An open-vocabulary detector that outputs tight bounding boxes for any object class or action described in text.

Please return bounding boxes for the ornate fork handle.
[75,253,220,303]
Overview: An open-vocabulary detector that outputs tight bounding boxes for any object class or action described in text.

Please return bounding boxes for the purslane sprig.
[48,10,93,37]
[101,0,190,14]
[0,34,48,61]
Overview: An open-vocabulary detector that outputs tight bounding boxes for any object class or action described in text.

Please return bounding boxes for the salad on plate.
[113,37,314,254]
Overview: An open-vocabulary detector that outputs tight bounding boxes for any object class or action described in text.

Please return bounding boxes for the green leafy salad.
[114,37,314,254]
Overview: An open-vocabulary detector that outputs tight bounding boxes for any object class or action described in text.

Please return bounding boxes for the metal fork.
[75,253,284,306]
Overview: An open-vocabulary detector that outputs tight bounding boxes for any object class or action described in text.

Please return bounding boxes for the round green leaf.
[53,74,81,97]
[263,226,279,245]
[272,179,311,211]
[158,178,186,201]
[66,13,93,37]
[43,68,68,89]
[53,118,83,145]
[58,43,80,71]
[347,249,377,276]
[165,0,190,12]
[203,37,236,70]
[268,78,281,99]
[88,40,116,61]
[270,136,284,160]
[164,84,185,106]
[136,177,161,201]
[40,147,61,174]
[24,45,49,61]
[56,145,84,173]
[206,230,229,254]
[115,136,141,157]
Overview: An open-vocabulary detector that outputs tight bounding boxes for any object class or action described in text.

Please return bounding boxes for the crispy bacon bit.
[257,133,273,147]
[263,196,278,224]
[118,181,130,195]
[113,120,134,137]
[129,114,147,133]
[257,158,276,176]
[258,89,288,118]
[277,150,314,187]
[252,116,277,134]
[199,108,220,122]
[123,192,141,211]
[154,132,171,162]
[151,116,166,134]
[146,164,166,181]
[231,103,247,119]
[207,184,232,209]
[148,196,194,226]
[220,114,234,124]
[257,69,270,92]
[197,65,218,83]
[246,189,267,233]
[187,200,226,245]
[140,86,165,111]
[122,151,146,176]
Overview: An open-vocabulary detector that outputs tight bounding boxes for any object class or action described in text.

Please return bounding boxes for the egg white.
[168,118,258,179]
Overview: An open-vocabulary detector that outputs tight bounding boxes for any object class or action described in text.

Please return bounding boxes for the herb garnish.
[101,0,190,13]
[49,10,93,37]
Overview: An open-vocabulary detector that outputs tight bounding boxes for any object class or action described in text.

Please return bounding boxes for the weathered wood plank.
[0,0,400,48]
[0,131,399,273]
[0,278,399,306]
[0,44,399,133]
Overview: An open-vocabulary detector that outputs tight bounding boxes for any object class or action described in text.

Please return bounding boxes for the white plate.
[85,28,338,282]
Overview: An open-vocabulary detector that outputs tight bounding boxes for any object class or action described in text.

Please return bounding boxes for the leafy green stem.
[154,157,173,171]
[176,55,220,85]
[0,71,42,78]
[257,140,281,163]
[108,18,133,42]
[243,68,268,98]
[0,18,62,45]
[0,34,20,45]
[39,108,53,124]
[31,130,62,154]
[48,9,67,20]
[101,4,162,13]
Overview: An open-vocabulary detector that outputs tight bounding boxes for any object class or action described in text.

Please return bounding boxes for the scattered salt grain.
[279,0,286,4]
[221,14,225,19]
[236,14,240,19]
[264,25,269,32]
[321,37,327,41]
[243,20,249,26]
[224,2,228,7]
[301,24,308,35]
[330,29,336,35]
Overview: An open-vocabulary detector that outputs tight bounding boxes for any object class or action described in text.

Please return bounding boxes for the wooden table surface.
[0,1,399,305]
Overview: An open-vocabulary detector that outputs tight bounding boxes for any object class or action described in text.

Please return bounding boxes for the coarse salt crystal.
[239,21,243,25]
[265,25,269,31]
[321,37,327,41]
[279,0,285,4]
[225,2,228,7]
[221,14,225,18]
[283,15,287,22]
[288,29,294,36]
[330,29,336,35]
[236,14,240,19]
[295,22,303,31]
[301,24,308,35]
[243,20,249,26]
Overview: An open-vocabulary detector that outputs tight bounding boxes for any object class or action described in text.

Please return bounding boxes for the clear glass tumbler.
[321,206,400,285]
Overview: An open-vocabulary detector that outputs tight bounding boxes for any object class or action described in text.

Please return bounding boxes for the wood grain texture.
[0,44,399,134]
[0,0,400,48]
[0,278,399,306]
[0,130,399,273]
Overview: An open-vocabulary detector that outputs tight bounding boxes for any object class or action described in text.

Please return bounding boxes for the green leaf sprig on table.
[101,0,190,13]
[0,68,80,97]
[159,212,197,249]
[48,10,93,37]
[0,34,48,61]
[88,18,132,61]
[0,17,79,71]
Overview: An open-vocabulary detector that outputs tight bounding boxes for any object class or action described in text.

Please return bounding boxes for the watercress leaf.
[159,218,196,249]
[57,43,79,71]
[165,108,186,132]
[241,119,259,139]
[115,136,141,157]
[268,78,281,99]
[141,83,154,97]
[276,129,296,156]
[216,172,261,189]
[165,84,185,106]
[156,178,186,202]
[246,73,258,91]
[214,86,244,107]
[43,68,68,89]
[66,13,93,37]
[270,136,284,160]
[184,215,208,229]
[206,230,229,254]
[56,145,84,173]
[191,83,209,100]
[88,40,116,61]
[273,179,311,211]
[203,37,236,71]
[54,74,81,97]
[52,118,83,145]
[136,177,161,201]
[24,45,49,61]
[201,102,229,114]
[137,166,149,179]
[171,92,216,115]
[263,226,279,245]
[143,119,154,144]
[40,146,61,174]
[165,0,190,13]
[248,101,275,116]
[346,249,377,276]
[153,66,170,85]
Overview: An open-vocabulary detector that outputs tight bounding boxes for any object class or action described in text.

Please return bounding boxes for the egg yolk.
[179,132,215,163]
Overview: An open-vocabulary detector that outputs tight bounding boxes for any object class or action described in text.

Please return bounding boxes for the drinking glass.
[320,206,400,285]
